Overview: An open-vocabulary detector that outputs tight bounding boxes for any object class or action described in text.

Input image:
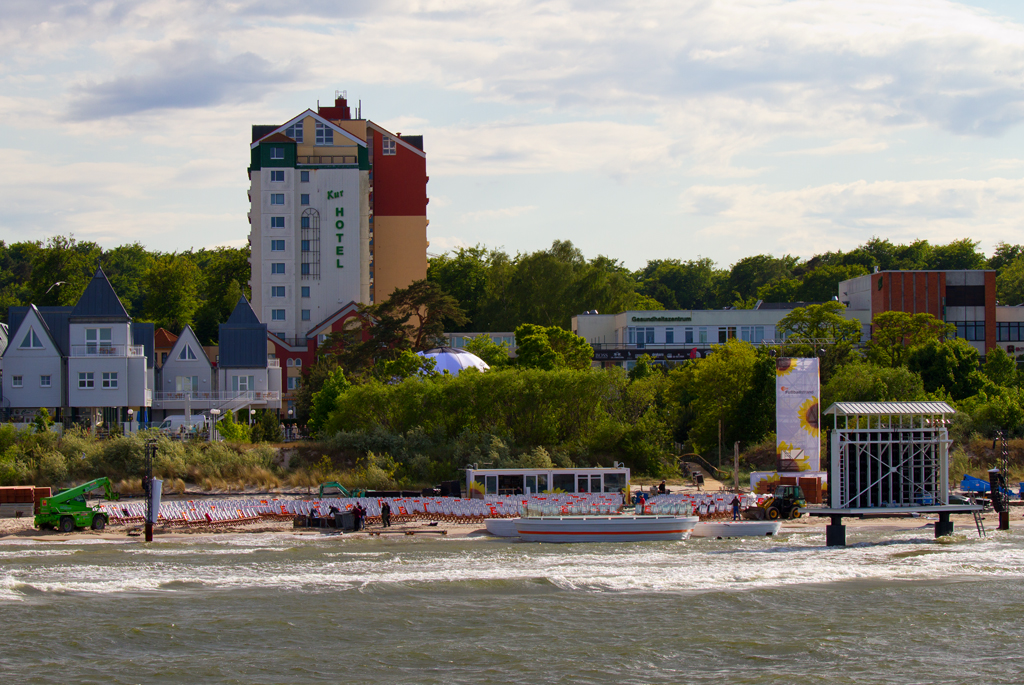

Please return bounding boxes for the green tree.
[984,346,1017,387]
[426,245,494,331]
[988,242,1024,272]
[821,361,926,411]
[775,301,864,381]
[725,254,799,303]
[674,339,766,453]
[103,243,154,317]
[928,238,987,270]
[628,354,658,381]
[514,324,593,371]
[796,264,870,302]
[866,311,955,367]
[144,255,201,331]
[907,338,986,401]
[463,334,512,367]
[28,235,101,306]
[32,408,54,434]
[308,367,352,436]
[996,254,1024,306]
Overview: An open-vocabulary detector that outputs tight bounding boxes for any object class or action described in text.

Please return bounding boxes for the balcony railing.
[267,359,280,368]
[70,345,146,357]
[154,391,280,402]
[296,155,357,166]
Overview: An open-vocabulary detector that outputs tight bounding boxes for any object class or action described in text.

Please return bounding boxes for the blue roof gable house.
[3,269,153,429]
[216,297,281,415]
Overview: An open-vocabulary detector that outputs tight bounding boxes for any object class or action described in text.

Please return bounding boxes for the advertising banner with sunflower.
[775,357,820,471]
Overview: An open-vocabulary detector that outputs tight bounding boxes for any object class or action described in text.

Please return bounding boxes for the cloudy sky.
[3,0,1024,269]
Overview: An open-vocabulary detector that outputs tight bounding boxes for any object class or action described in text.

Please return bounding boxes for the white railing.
[70,344,146,357]
[153,391,280,404]
[267,359,280,368]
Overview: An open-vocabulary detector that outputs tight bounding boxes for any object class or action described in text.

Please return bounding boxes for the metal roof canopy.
[825,401,955,430]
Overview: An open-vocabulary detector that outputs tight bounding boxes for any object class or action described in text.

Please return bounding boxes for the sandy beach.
[2,507,1018,543]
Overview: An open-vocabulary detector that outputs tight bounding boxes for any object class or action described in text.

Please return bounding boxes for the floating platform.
[691,520,781,538]
[515,515,697,543]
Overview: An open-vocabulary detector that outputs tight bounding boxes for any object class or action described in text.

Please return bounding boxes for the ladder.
[973,504,986,538]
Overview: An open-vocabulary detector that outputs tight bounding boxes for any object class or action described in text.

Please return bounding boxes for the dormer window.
[270,146,285,160]
[382,136,396,155]
[285,124,303,143]
[20,328,43,349]
[178,344,198,361]
[315,122,334,146]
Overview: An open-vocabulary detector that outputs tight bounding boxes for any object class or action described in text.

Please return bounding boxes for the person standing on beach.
[352,505,362,531]
[381,502,391,528]
[731,494,741,521]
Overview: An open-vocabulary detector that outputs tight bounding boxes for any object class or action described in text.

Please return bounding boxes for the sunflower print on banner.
[775,358,820,471]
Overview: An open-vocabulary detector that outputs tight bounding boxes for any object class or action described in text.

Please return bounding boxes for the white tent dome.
[417,347,490,375]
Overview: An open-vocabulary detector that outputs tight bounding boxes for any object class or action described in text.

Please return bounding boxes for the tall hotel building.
[248,93,428,340]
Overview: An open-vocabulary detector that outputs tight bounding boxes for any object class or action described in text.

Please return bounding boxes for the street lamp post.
[210,409,221,442]
[127,408,134,435]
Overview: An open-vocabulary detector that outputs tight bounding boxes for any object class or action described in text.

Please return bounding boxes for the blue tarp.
[960,474,1015,496]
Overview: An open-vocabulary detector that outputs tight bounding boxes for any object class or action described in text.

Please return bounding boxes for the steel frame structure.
[826,402,955,510]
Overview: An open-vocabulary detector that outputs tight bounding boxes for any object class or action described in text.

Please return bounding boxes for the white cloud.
[680,176,1024,259]
[459,205,538,223]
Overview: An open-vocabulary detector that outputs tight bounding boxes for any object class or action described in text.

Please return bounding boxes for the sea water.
[2,527,1024,684]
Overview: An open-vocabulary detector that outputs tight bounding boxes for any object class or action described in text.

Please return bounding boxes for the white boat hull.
[515,515,697,543]
[691,521,782,538]
[484,518,520,537]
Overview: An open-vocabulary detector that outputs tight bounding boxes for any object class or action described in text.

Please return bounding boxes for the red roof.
[154,328,178,348]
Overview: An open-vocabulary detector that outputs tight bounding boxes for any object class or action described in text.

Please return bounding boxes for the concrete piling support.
[935,512,954,538]
[826,515,846,547]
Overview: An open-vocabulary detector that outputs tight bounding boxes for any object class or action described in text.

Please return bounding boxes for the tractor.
[744,484,807,521]
[35,477,119,533]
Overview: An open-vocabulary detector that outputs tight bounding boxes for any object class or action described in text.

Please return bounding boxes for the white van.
[158,415,210,436]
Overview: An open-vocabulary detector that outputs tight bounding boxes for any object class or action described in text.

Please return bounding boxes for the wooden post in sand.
[734,442,740,492]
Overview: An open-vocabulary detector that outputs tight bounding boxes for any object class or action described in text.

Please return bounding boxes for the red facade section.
[318,96,352,121]
[373,133,427,216]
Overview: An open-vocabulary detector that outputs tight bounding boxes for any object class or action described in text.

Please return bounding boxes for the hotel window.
[79,372,94,389]
[271,239,285,251]
[12,375,22,388]
[39,375,50,388]
[294,358,302,367]
[20,328,43,348]
[699,327,708,344]
[178,344,197,360]
[271,216,285,228]
[301,263,310,275]
[301,216,310,229]
[288,377,300,390]
[270,170,284,182]
[301,240,311,252]
[301,309,311,321]
[102,372,118,389]
[301,194,310,205]
[301,286,310,298]
[286,358,294,367]
[284,124,303,143]
[382,136,396,155]
[270,194,284,205]
[271,263,286,274]
[665,328,674,344]
[300,170,310,182]
[315,122,334,145]
[271,286,285,297]
[232,375,255,392]
[272,309,286,321]
[685,327,694,344]
[176,376,199,393]
[269,146,284,160]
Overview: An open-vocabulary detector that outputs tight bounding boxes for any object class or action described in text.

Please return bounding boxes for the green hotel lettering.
[335,204,344,268]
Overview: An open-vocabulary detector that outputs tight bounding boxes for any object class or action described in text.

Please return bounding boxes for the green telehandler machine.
[35,477,120,533]
[318,482,366,498]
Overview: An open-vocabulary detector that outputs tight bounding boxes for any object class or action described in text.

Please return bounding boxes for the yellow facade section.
[292,116,361,159]
[373,215,428,300]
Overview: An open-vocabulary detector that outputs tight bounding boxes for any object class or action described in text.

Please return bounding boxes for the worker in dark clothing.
[381,501,392,528]
[731,495,741,521]
[658,480,667,494]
